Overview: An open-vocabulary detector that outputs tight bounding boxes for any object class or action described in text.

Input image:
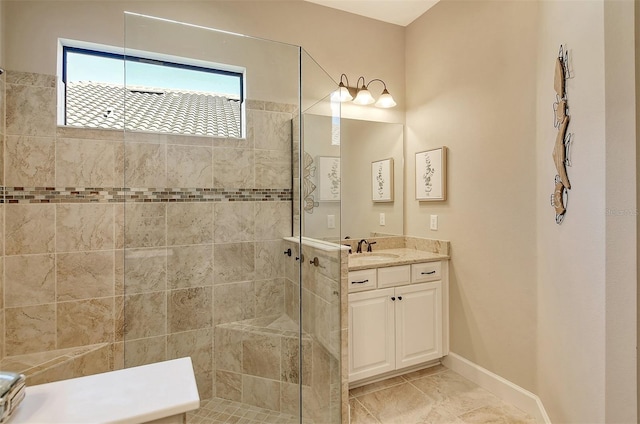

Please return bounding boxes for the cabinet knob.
[391,296,396,301]
[398,296,403,300]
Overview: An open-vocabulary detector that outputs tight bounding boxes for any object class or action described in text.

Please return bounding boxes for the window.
[62,45,244,138]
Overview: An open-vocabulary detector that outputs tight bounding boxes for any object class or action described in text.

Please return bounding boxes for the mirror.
[302,114,404,241]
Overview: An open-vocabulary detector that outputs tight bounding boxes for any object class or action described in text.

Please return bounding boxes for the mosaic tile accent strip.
[2,187,292,204]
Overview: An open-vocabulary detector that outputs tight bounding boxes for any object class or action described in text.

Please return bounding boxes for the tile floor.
[186,365,538,424]
[349,365,538,424]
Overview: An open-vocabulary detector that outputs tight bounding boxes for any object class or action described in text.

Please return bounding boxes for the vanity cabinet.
[348,261,447,384]
[348,288,396,380]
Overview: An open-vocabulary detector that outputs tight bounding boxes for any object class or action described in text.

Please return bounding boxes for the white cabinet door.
[395,282,442,369]
[348,288,395,382]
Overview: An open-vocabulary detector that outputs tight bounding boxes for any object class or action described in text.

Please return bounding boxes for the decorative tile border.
[2,187,292,204]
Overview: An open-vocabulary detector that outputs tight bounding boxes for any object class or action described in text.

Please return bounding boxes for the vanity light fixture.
[332,74,397,108]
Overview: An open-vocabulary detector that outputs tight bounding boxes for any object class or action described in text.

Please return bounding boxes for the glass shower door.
[123,13,343,423]
[299,49,345,423]
[123,12,307,422]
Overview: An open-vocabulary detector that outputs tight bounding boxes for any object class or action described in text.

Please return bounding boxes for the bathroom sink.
[352,252,400,262]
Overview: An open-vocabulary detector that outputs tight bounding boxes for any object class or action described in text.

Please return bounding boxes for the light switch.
[379,213,386,226]
[430,215,438,230]
[327,214,335,229]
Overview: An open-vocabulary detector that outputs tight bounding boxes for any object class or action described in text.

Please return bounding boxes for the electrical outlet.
[430,215,438,230]
[379,213,386,226]
[327,215,335,229]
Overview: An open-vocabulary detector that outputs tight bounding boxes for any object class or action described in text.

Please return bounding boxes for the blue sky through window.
[66,51,241,97]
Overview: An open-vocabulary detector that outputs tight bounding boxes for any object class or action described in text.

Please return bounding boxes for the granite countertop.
[348,248,449,271]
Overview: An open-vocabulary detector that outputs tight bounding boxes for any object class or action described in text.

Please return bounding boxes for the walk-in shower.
[0,10,343,422]
[122,13,343,423]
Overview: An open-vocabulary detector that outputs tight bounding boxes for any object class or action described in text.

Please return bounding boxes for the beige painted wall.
[536,1,637,422]
[405,0,538,392]
[124,12,302,106]
[537,1,637,422]
[302,114,404,241]
[3,0,405,122]
[603,2,637,422]
[536,2,606,420]
[341,118,404,239]
[302,113,341,241]
[407,1,637,420]
[637,1,640,418]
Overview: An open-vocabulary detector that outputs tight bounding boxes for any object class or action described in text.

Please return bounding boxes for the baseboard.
[442,352,551,424]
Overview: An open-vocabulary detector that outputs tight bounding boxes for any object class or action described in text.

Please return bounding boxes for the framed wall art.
[415,147,447,201]
[317,156,341,201]
[371,158,394,202]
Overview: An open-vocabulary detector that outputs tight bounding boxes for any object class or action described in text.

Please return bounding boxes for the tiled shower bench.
[11,357,199,423]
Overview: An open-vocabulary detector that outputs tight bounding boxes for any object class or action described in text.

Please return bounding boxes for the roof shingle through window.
[66,81,242,138]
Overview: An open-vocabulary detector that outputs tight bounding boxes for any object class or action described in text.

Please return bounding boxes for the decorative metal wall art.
[302,152,317,213]
[550,45,573,224]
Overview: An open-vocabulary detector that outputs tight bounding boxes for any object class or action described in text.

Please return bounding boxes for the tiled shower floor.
[187,366,537,424]
[186,398,300,424]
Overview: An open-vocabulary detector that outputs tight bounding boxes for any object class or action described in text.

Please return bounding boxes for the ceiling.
[303,0,439,26]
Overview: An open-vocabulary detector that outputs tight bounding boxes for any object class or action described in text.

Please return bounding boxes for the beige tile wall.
[1,70,299,402]
[0,70,5,361]
[0,343,113,386]
[283,239,345,423]
[214,315,312,414]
